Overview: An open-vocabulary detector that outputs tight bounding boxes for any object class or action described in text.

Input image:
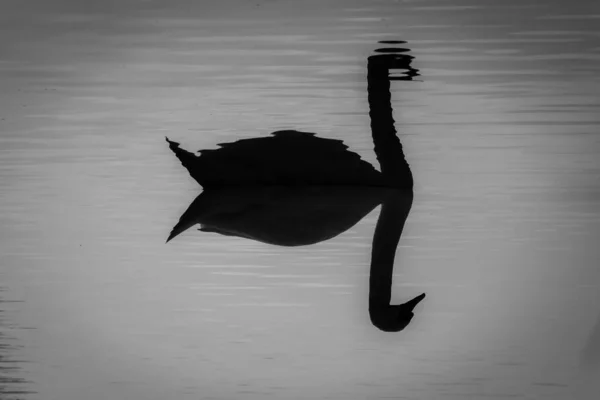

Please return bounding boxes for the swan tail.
[166,137,205,187]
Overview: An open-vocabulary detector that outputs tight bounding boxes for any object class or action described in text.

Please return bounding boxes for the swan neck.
[369,191,413,308]
[367,61,413,188]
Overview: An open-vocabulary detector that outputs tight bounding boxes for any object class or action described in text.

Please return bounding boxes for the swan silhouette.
[166,43,424,332]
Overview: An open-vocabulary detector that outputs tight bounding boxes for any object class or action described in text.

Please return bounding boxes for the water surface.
[1,0,600,399]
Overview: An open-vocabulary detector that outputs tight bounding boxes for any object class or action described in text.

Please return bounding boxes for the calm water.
[2,0,600,399]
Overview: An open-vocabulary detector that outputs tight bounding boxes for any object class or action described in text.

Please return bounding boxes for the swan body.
[166,130,387,188]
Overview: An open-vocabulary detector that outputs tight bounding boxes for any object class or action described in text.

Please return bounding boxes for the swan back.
[167,130,385,188]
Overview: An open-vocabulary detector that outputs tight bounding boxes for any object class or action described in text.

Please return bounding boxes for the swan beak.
[402,293,426,312]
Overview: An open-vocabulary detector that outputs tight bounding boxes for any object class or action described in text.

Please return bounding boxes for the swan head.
[369,293,425,332]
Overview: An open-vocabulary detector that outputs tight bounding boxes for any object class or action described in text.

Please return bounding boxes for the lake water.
[1,0,600,399]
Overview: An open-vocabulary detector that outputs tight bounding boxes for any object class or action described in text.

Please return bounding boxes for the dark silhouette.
[166,42,425,332]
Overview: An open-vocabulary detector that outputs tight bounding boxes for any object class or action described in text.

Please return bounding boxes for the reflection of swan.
[167,186,384,246]
[166,43,424,331]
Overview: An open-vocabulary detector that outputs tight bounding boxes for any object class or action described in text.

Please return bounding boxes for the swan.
[166,44,425,332]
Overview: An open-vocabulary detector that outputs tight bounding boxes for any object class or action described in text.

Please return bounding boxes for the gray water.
[2,0,600,399]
